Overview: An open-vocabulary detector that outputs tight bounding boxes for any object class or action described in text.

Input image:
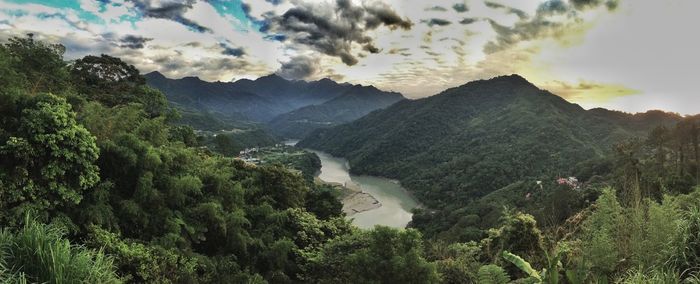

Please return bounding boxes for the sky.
[0,0,697,114]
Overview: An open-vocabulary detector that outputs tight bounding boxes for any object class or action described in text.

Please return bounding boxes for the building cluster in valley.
[236,144,289,165]
[238,147,261,164]
[526,177,581,200]
[557,176,580,189]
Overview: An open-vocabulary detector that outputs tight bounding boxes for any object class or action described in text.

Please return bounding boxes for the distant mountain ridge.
[145,71,405,136]
[268,84,404,138]
[299,74,683,206]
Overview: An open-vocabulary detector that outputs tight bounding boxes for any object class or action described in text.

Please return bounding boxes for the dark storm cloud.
[263,0,412,66]
[128,0,211,33]
[364,2,413,30]
[276,55,320,80]
[425,18,452,27]
[219,42,245,57]
[119,35,152,49]
[452,3,468,13]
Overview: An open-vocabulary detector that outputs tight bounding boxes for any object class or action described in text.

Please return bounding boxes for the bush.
[0,218,120,283]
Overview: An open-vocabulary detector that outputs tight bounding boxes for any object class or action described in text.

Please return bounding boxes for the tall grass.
[0,218,121,283]
[616,268,682,284]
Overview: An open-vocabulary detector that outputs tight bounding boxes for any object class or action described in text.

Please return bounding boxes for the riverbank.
[340,180,381,216]
[317,179,382,216]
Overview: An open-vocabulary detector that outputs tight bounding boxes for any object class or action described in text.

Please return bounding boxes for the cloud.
[425,18,452,27]
[219,42,245,57]
[459,18,478,25]
[263,0,412,66]
[537,0,569,15]
[129,0,211,32]
[481,0,589,54]
[542,80,638,104]
[484,1,528,19]
[425,6,447,12]
[119,34,152,49]
[452,3,468,13]
[276,54,320,79]
[570,0,619,11]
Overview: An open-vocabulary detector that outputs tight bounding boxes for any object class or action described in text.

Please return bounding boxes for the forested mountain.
[299,75,685,235]
[268,85,404,138]
[145,71,405,136]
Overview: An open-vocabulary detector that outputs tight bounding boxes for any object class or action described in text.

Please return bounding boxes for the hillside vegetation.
[0,36,433,283]
[3,36,700,283]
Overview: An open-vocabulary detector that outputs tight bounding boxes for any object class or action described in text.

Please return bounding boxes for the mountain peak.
[478,74,535,88]
[144,70,166,79]
[257,73,288,83]
[443,74,541,101]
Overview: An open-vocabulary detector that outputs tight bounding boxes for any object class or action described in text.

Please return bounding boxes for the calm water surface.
[308,149,419,229]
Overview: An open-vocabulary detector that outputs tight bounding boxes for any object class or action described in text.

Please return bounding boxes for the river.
[284,140,419,228]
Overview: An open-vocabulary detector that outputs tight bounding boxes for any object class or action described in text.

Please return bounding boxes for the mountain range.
[145,71,404,136]
[299,74,682,215]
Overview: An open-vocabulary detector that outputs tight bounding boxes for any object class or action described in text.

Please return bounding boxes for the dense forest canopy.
[1,35,700,283]
[0,35,431,283]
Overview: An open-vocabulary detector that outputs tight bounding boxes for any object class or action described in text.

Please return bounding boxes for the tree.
[0,94,99,222]
[70,54,143,105]
[614,140,643,207]
[307,226,440,283]
[2,34,69,95]
[481,211,545,267]
[70,54,167,117]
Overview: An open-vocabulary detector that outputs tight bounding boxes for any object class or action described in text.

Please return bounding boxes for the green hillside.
[299,75,682,234]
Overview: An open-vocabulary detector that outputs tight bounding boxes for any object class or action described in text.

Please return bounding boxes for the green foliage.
[580,188,621,275]
[2,34,69,94]
[70,54,168,118]
[481,211,545,266]
[86,226,197,283]
[503,251,541,281]
[477,264,510,284]
[616,268,682,284]
[427,241,482,283]
[0,217,120,283]
[0,93,99,223]
[307,226,439,284]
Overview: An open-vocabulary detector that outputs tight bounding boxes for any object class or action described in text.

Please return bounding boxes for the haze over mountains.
[145,71,404,136]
